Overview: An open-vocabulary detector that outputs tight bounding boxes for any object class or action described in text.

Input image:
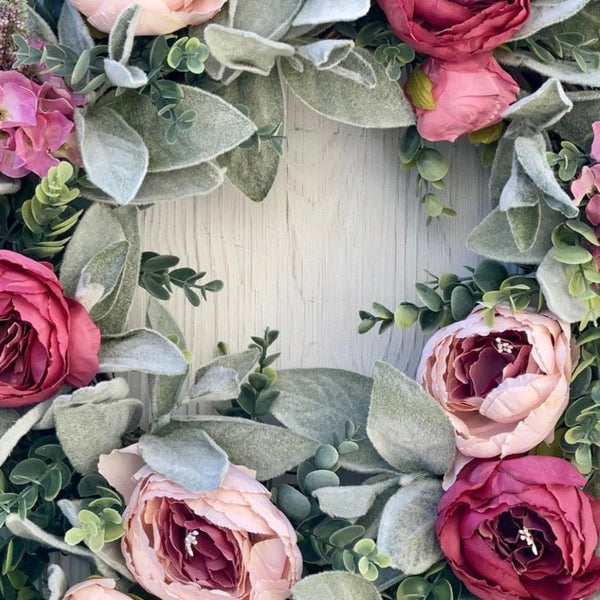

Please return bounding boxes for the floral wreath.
[1,1,600,600]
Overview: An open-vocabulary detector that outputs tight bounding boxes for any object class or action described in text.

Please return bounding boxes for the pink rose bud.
[71,0,229,35]
[64,579,132,600]
[437,456,600,600]
[417,305,572,459]
[377,0,531,62]
[99,444,303,600]
[413,54,519,143]
[0,250,101,408]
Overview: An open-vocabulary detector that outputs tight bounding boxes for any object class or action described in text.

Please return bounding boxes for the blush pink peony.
[98,444,302,600]
[0,250,100,408]
[437,456,600,600]
[64,579,132,600]
[377,0,531,62]
[413,54,519,143]
[71,0,228,35]
[0,71,83,178]
[417,305,571,459]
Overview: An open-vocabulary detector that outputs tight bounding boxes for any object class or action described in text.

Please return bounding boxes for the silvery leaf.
[0,175,20,195]
[377,478,444,574]
[536,249,587,322]
[555,91,600,143]
[293,572,382,600]
[139,428,229,492]
[292,0,371,26]
[507,204,541,252]
[108,4,140,63]
[103,59,148,88]
[99,329,188,375]
[45,564,68,600]
[168,416,320,481]
[233,0,302,40]
[218,70,285,201]
[204,24,295,76]
[58,0,93,53]
[75,106,148,205]
[367,363,455,476]
[510,0,594,40]
[26,6,57,43]
[329,49,377,87]
[297,40,354,69]
[281,49,414,128]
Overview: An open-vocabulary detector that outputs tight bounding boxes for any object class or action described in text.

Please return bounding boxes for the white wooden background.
[129,91,491,391]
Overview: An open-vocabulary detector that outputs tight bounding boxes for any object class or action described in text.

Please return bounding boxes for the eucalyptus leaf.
[313,478,400,519]
[167,416,320,480]
[139,428,229,492]
[105,87,256,172]
[108,4,140,63]
[293,572,382,600]
[510,0,594,40]
[188,349,260,402]
[292,0,371,26]
[281,49,414,128]
[377,478,444,574]
[103,60,148,89]
[75,106,149,205]
[536,249,587,322]
[233,0,302,40]
[218,70,284,201]
[297,40,354,69]
[367,363,455,476]
[58,0,93,53]
[205,24,295,76]
[99,329,188,375]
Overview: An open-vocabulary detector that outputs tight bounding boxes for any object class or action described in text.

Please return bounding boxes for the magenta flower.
[0,70,83,178]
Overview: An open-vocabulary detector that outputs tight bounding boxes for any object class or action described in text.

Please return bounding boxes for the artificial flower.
[64,578,132,600]
[0,250,100,408]
[376,0,531,62]
[412,54,518,142]
[70,0,228,36]
[417,305,571,458]
[0,70,83,178]
[99,444,302,600]
[437,455,600,600]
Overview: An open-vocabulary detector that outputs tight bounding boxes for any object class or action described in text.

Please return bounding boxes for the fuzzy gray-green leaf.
[205,24,295,76]
[297,40,354,69]
[367,363,455,475]
[233,0,302,39]
[58,0,93,53]
[555,91,600,142]
[292,0,371,26]
[218,70,284,201]
[108,4,140,63]
[293,572,382,600]
[281,49,414,128]
[377,478,444,574]
[99,329,188,375]
[26,6,57,43]
[104,60,148,88]
[169,416,320,481]
[139,428,229,492]
[75,106,148,205]
[507,205,541,252]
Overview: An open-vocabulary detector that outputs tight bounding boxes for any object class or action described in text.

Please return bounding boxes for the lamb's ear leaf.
[232,0,302,39]
[108,4,141,63]
[58,0,93,52]
[292,0,371,26]
[293,572,382,600]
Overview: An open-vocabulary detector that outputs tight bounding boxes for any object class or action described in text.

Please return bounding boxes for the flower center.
[518,526,539,556]
[184,529,199,557]
[494,337,514,354]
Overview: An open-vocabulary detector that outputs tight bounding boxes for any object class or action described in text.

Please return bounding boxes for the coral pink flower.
[0,71,83,178]
[64,579,132,600]
[99,444,302,600]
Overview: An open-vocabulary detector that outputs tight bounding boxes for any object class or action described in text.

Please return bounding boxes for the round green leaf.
[416,149,449,182]
[553,245,594,265]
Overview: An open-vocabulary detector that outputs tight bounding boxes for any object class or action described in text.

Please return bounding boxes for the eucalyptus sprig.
[139,251,224,306]
[521,31,600,72]
[547,140,588,183]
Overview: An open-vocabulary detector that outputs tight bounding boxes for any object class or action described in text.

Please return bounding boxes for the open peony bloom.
[70,0,228,35]
[64,578,132,600]
[99,444,302,600]
[417,305,571,459]
[437,456,600,600]
[0,250,100,408]
[413,54,519,143]
[0,70,83,178]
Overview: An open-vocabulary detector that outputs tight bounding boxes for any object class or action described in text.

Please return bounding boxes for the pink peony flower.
[437,456,600,600]
[99,444,302,600]
[413,54,519,143]
[417,305,571,459]
[377,0,531,62]
[71,0,228,35]
[571,164,600,207]
[64,578,132,600]
[0,250,100,408]
[0,71,83,178]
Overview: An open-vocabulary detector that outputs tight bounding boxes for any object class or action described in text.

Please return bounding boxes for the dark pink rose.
[437,456,600,600]
[414,54,519,142]
[377,0,531,62]
[0,250,100,408]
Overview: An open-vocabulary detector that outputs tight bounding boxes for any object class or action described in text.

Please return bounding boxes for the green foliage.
[139,251,223,306]
[359,260,541,335]
[399,127,455,223]
[547,140,588,182]
[64,475,125,552]
[167,36,209,74]
[394,561,477,600]
[520,31,600,72]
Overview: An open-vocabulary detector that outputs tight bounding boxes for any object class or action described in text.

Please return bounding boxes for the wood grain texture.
[128,91,491,394]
